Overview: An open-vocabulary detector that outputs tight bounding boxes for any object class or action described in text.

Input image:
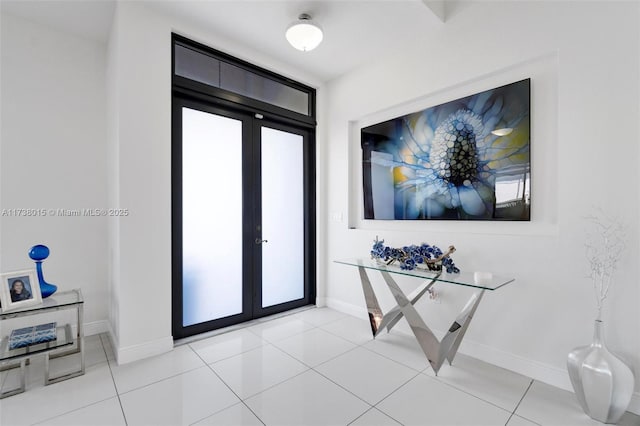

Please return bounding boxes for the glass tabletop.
[334,259,515,291]
[0,289,83,318]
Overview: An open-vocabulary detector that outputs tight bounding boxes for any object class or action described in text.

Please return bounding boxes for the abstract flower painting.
[362,79,530,220]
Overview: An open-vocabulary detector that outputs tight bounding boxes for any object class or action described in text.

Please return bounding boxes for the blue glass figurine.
[28,244,58,298]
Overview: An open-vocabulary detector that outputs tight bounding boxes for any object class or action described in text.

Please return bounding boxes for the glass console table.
[0,289,85,398]
[335,259,514,374]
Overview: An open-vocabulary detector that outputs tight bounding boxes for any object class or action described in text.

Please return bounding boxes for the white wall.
[106,1,325,363]
[323,0,640,411]
[4,1,638,413]
[0,13,108,333]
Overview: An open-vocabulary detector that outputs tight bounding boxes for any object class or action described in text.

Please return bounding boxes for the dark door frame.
[171,96,316,340]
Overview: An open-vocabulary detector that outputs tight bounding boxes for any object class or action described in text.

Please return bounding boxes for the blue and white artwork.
[362,79,530,220]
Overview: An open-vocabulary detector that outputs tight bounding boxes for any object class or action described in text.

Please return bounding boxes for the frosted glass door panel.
[261,127,304,308]
[182,108,243,326]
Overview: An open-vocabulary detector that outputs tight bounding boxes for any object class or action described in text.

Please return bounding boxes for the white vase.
[567,320,635,424]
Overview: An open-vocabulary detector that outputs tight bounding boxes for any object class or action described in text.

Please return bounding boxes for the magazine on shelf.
[8,322,57,349]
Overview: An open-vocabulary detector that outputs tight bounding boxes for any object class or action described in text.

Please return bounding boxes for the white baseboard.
[66,320,108,338]
[114,335,174,365]
[100,321,173,365]
[314,297,327,308]
[323,297,367,319]
[84,319,110,336]
[324,297,640,416]
[458,336,572,390]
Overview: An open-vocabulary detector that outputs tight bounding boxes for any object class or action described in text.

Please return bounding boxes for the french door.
[172,98,315,339]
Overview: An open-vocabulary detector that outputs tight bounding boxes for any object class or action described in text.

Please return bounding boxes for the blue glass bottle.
[28,244,58,298]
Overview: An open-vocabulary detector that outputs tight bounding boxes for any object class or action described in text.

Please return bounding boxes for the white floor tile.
[211,344,308,399]
[316,346,418,405]
[377,374,512,426]
[0,362,116,426]
[34,396,126,426]
[506,414,541,426]
[119,366,239,426]
[1,357,46,391]
[618,412,640,426]
[2,322,636,426]
[291,307,348,326]
[424,352,532,412]
[0,369,7,391]
[245,369,370,426]
[515,380,611,426]
[247,316,315,342]
[273,327,356,367]
[46,335,106,380]
[349,407,402,426]
[110,344,205,394]
[193,402,263,426]
[84,334,109,366]
[99,334,116,362]
[320,314,375,345]
[363,331,431,371]
[189,328,266,364]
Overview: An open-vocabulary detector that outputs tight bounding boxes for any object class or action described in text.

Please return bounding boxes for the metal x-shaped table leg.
[357,266,438,337]
[357,266,485,374]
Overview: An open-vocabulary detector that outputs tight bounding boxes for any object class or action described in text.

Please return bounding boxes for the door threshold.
[173,304,316,347]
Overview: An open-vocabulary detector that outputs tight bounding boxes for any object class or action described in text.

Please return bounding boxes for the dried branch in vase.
[584,210,626,321]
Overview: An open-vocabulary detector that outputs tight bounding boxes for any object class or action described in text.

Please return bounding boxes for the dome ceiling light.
[285,13,323,52]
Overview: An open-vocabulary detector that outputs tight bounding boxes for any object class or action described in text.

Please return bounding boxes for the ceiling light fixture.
[286,13,323,52]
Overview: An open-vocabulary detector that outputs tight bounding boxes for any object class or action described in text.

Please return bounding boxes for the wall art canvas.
[362,78,530,221]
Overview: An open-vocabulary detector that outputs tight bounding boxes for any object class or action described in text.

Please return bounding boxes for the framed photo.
[0,269,42,312]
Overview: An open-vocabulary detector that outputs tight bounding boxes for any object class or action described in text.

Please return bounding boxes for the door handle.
[255,238,268,244]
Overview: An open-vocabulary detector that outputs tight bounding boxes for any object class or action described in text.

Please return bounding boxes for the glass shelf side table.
[335,259,515,375]
[0,289,85,398]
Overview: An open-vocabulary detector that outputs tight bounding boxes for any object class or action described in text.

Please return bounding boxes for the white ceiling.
[0,0,449,82]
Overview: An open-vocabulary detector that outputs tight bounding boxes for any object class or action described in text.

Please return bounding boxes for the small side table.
[0,289,85,398]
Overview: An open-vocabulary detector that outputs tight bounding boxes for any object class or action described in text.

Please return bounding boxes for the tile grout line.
[171,316,519,426]
[179,312,529,425]
[192,314,374,425]
[113,361,205,397]
[270,334,359,371]
[189,343,267,426]
[29,335,123,426]
[189,315,375,423]
[357,340,429,373]
[283,316,432,424]
[101,333,130,425]
[346,406,401,426]
[504,378,535,426]
[190,333,269,365]
[423,370,520,418]
[308,346,421,424]
[367,372,421,426]
[31,335,130,425]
